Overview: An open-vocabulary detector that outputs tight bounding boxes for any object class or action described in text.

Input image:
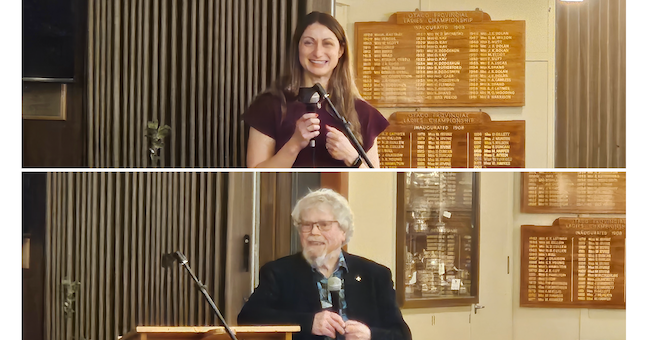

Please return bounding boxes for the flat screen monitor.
[22,0,76,81]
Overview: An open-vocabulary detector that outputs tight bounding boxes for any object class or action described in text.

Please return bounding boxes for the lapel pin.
[356,276,362,282]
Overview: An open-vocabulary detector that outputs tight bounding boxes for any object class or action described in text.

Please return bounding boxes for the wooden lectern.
[119,326,300,340]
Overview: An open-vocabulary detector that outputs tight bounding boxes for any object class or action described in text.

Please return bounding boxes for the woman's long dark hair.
[267,11,364,145]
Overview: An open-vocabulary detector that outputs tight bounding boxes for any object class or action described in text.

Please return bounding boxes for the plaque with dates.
[521,218,625,309]
[378,111,524,168]
[355,11,525,107]
[521,172,626,214]
[22,82,67,120]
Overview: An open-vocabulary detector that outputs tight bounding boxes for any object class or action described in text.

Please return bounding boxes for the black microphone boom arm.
[168,251,239,340]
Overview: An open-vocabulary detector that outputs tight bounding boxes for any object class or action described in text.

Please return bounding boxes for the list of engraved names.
[522,172,626,214]
[377,112,524,168]
[521,219,625,309]
[356,14,525,106]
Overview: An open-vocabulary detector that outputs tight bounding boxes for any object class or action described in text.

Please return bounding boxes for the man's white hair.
[291,188,354,245]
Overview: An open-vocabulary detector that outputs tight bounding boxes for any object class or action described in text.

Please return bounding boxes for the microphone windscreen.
[298,87,318,104]
[313,83,327,97]
[309,92,320,104]
[328,276,342,292]
[162,253,176,268]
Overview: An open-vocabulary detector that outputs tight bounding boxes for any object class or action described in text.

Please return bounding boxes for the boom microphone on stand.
[162,251,239,340]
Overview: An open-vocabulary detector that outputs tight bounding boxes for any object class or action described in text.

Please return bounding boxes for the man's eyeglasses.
[299,220,338,233]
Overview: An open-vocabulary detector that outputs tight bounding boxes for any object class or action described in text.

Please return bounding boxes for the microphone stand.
[171,251,239,340]
[312,83,374,168]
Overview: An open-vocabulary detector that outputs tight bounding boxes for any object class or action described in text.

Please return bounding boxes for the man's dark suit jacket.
[237,251,412,340]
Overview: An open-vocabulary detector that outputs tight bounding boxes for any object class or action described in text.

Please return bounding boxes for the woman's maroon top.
[244,93,389,168]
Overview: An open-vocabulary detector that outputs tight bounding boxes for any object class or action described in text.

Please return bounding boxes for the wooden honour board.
[355,10,525,107]
[520,172,626,214]
[520,218,625,309]
[378,111,524,168]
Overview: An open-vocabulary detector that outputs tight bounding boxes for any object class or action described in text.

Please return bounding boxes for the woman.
[244,11,388,168]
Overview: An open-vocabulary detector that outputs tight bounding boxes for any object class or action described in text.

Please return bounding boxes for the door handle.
[474,304,485,314]
[243,234,250,272]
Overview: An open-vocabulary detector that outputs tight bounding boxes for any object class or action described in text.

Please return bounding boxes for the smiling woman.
[243,11,389,169]
[298,23,344,86]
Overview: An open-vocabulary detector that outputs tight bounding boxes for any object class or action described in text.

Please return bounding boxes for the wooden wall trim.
[225,173,256,325]
[320,172,349,198]
[258,173,294,268]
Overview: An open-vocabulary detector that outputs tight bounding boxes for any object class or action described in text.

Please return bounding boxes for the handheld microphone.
[327,276,342,313]
[327,276,343,340]
[307,92,320,148]
[298,88,322,148]
[298,87,322,168]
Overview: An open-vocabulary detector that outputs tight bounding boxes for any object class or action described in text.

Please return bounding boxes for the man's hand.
[344,320,371,340]
[312,310,346,338]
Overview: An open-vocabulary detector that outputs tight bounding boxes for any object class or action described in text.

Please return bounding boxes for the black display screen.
[22,0,76,80]
[23,173,47,235]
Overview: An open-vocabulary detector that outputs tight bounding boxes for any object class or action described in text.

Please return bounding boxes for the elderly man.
[238,189,412,340]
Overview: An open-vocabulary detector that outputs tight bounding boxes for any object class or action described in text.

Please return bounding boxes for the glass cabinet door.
[396,172,480,308]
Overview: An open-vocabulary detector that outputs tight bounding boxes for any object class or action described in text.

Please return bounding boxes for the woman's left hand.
[325,125,359,166]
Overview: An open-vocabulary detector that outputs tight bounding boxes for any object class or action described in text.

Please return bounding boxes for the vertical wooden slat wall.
[87,0,301,168]
[556,0,626,168]
[45,173,229,340]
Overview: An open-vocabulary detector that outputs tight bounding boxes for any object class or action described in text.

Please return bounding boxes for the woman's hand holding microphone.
[290,113,321,149]
[289,115,360,167]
